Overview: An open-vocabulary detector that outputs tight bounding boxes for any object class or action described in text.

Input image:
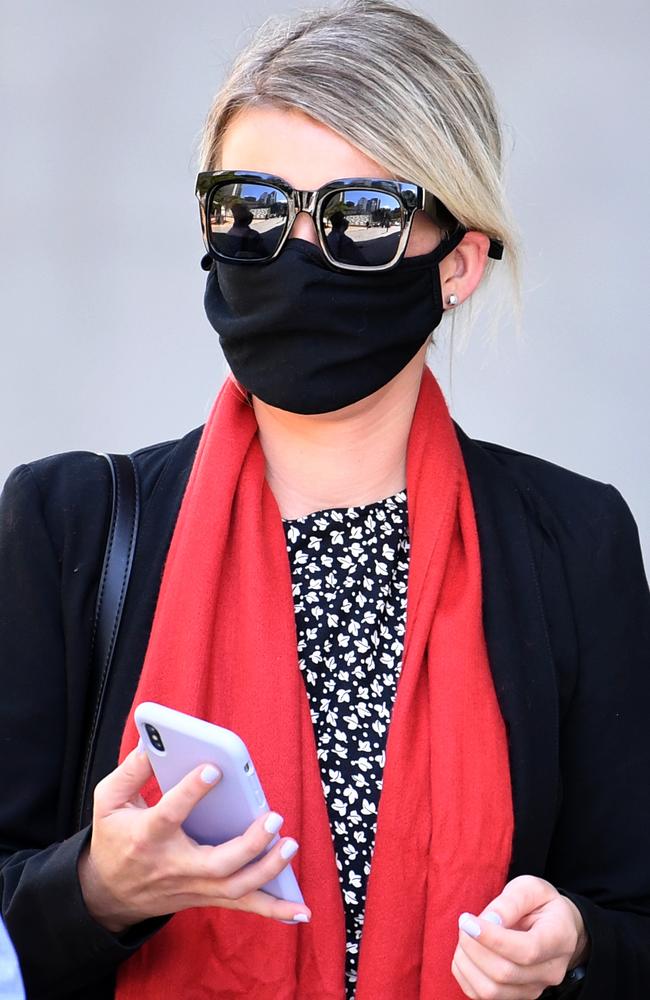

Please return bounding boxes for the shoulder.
[5,424,203,498]
[456,425,636,555]
[0,425,204,557]
[456,427,648,616]
[458,428,649,668]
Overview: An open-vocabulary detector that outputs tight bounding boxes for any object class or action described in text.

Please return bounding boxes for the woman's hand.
[77,744,311,933]
[451,874,590,999]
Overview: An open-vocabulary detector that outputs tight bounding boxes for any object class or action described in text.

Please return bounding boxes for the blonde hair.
[198,0,522,347]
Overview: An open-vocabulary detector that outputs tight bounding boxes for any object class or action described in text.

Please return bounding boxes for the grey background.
[1,0,648,564]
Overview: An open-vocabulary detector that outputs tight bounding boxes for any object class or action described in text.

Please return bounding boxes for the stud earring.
[446,293,459,306]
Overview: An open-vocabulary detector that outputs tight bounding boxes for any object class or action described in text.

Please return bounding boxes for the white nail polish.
[200,764,221,784]
[264,812,284,834]
[292,913,310,923]
[458,913,481,938]
[280,838,299,859]
[484,911,503,925]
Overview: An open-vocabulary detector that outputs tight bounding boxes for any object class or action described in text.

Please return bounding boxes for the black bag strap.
[75,452,140,829]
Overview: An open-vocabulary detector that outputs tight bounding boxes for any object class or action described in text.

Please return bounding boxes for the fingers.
[452,943,548,998]
[92,758,312,926]
[93,744,153,816]
[453,878,586,999]
[188,811,309,917]
[480,875,557,934]
[455,923,542,988]
[146,762,223,840]
[458,912,539,967]
[457,876,562,967]
[193,810,290,880]
[451,954,479,999]
[148,775,304,901]
[218,889,311,924]
[210,835,300,901]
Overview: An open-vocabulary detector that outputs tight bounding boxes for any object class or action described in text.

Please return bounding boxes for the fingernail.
[484,910,503,925]
[264,812,284,834]
[458,913,481,938]
[200,764,221,784]
[136,738,146,755]
[280,838,299,859]
[292,913,310,923]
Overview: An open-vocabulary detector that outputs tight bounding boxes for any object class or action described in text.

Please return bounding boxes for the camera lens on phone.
[145,723,165,752]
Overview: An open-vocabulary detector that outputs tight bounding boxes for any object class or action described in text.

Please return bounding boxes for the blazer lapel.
[455,422,561,878]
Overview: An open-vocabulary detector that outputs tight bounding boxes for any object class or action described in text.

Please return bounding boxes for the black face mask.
[203,233,464,415]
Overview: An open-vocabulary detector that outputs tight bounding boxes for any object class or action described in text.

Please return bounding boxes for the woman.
[0,1,648,998]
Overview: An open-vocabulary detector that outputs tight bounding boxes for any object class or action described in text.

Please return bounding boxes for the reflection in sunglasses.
[209,182,405,265]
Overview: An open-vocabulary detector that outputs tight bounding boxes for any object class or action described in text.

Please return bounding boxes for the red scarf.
[116,368,513,999]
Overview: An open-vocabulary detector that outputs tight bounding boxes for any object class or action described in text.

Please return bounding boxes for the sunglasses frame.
[196,169,503,272]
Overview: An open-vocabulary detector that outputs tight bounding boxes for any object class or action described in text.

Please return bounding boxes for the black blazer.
[1,422,649,1000]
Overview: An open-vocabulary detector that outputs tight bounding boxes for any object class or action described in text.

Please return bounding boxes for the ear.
[439,231,490,309]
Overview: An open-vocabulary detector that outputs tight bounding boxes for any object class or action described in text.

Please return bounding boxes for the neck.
[252,349,428,519]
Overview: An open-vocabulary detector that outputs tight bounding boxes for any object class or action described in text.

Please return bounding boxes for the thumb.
[92,742,153,817]
[479,875,558,929]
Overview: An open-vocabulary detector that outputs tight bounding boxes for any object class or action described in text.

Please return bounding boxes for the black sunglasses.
[195,170,504,273]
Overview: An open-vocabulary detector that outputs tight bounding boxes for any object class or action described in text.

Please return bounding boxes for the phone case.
[134,701,304,906]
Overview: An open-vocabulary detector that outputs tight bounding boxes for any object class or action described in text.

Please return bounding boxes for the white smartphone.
[134,701,304,907]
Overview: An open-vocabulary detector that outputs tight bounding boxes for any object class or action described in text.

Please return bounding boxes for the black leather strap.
[76,452,140,829]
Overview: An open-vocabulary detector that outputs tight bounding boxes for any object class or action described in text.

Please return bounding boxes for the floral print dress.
[282,491,410,998]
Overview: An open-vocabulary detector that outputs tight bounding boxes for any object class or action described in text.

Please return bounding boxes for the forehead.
[219,105,393,189]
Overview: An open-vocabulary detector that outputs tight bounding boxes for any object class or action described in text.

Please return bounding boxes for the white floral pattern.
[283,492,410,997]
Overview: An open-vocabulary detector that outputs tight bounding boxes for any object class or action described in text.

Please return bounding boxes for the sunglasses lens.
[208,183,289,260]
[321,190,403,266]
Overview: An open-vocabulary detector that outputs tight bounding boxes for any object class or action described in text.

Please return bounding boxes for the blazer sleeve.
[0,463,164,999]
[544,484,650,997]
